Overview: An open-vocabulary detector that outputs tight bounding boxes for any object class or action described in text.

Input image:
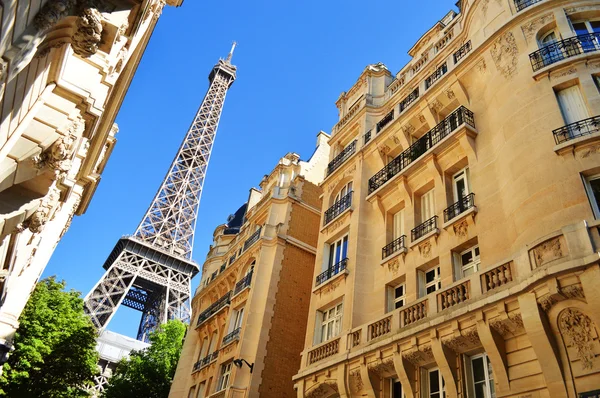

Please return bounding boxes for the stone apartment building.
[169,133,330,398]
[0,0,179,360]
[293,0,600,397]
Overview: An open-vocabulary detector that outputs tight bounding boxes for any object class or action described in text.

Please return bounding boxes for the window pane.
[475,247,480,256]
[591,21,600,33]
[427,285,437,294]
[573,22,589,36]
[461,251,473,265]
[472,357,485,382]
[393,380,403,398]
[395,286,404,298]
[426,269,435,283]
[430,370,440,393]
[589,178,600,214]
[395,299,404,309]
[341,237,349,260]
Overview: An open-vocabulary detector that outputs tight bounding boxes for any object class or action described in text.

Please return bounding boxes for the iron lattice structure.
[84,46,237,341]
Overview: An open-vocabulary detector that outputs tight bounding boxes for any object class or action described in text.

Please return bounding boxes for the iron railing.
[234,271,253,295]
[514,0,543,12]
[530,33,600,72]
[316,258,348,286]
[411,216,438,242]
[324,191,352,225]
[382,235,406,259]
[222,327,241,345]
[364,130,372,145]
[197,291,232,326]
[376,110,395,133]
[220,263,226,273]
[327,140,357,176]
[443,193,476,222]
[425,63,448,89]
[368,106,475,193]
[453,41,472,63]
[552,115,600,144]
[195,351,218,370]
[399,88,420,112]
[243,227,261,251]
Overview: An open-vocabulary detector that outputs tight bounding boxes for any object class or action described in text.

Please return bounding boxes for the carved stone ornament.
[532,236,564,267]
[552,67,577,79]
[306,380,339,398]
[349,369,364,392]
[71,0,103,58]
[419,115,427,124]
[33,118,83,176]
[401,123,416,135]
[442,329,480,352]
[578,144,600,159]
[388,258,400,274]
[476,58,487,74]
[453,219,469,238]
[34,0,77,31]
[490,32,519,79]
[18,185,61,234]
[419,241,432,258]
[367,358,395,376]
[402,345,434,366]
[521,14,554,41]
[444,88,456,100]
[561,285,585,300]
[559,308,597,370]
[429,99,443,113]
[58,195,82,239]
[588,62,600,70]
[320,279,341,294]
[490,313,524,336]
[150,0,167,23]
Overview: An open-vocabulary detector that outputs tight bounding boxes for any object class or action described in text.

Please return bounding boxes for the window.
[538,31,564,65]
[229,307,244,332]
[188,386,196,398]
[217,362,233,391]
[468,354,495,398]
[390,378,405,398]
[199,337,208,359]
[208,331,218,354]
[421,189,435,222]
[196,382,206,398]
[556,86,589,126]
[584,175,600,218]
[387,283,406,312]
[571,20,600,51]
[335,181,353,203]
[319,303,343,343]
[393,209,405,240]
[419,266,441,297]
[452,168,470,202]
[456,245,480,278]
[326,235,349,270]
[425,368,445,398]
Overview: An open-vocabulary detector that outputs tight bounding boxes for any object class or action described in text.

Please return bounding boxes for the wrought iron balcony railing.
[382,235,406,259]
[411,216,438,242]
[364,130,372,145]
[376,110,395,133]
[514,0,543,12]
[327,140,357,176]
[222,327,241,345]
[453,41,472,63]
[197,291,232,326]
[425,63,448,89]
[234,271,253,295]
[443,193,476,222]
[316,258,348,286]
[399,87,419,112]
[530,33,600,72]
[553,115,600,144]
[243,227,261,251]
[369,106,475,194]
[323,191,353,225]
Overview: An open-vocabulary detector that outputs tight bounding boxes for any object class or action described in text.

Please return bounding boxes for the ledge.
[442,206,478,229]
[312,269,349,294]
[320,206,353,233]
[380,247,407,265]
[195,303,230,329]
[532,52,600,81]
[409,228,440,248]
[554,130,600,155]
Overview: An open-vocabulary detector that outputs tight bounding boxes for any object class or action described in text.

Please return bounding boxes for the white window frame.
[570,19,600,35]
[539,30,558,46]
[424,266,441,295]
[458,245,480,278]
[319,303,343,343]
[217,362,233,391]
[326,235,349,270]
[335,181,353,203]
[388,283,406,312]
[393,209,405,240]
[467,353,495,398]
[196,382,206,398]
[188,386,196,398]
[452,168,470,202]
[228,307,244,333]
[390,377,405,398]
[425,368,445,398]
[584,174,600,219]
[555,85,589,126]
[421,189,435,222]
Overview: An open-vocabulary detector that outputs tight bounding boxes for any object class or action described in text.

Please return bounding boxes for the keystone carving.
[388,258,400,274]
[418,241,432,258]
[453,219,469,238]
[349,369,364,392]
[490,32,519,79]
[71,0,103,58]
[559,308,597,370]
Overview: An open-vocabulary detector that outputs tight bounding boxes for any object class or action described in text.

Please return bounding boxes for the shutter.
[453,252,462,282]
[394,210,404,239]
[418,270,426,298]
[422,190,435,221]
[556,86,589,125]
[314,311,324,345]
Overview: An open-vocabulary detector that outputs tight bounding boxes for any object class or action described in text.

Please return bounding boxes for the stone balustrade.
[438,281,470,311]
[401,299,428,327]
[350,330,361,347]
[482,262,513,293]
[308,338,340,365]
[369,316,392,340]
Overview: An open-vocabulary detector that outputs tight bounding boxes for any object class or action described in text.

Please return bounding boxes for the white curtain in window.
[393,210,404,239]
[421,190,435,222]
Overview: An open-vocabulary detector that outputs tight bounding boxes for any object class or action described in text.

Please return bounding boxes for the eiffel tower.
[84,44,237,342]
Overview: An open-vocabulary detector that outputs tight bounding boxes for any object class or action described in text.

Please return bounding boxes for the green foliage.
[0,276,99,397]
[102,319,186,398]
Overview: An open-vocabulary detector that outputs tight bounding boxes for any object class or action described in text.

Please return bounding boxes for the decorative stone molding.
[476,59,487,74]
[349,369,363,392]
[150,0,167,23]
[444,88,455,100]
[71,1,103,58]
[442,328,480,353]
[489,313,524,337]
[559,308,597,370]
[490,32,519,79]
[33,119,83,176]
[551,67,577,79]
[418,115,426,124]
[521,14,554,42]
[429,100,443,113]
[402,345,433,366]
[561,285,585,300]
[401,124,416,135]
[418,240,432,258]
[530,236,565,268]
[367,358,395,376]
[320,279,341,295]
[388,258,400,274]
[578,144,600,159]
[34,0,77,31]
[306,380,339,398]
[453,219,468,238]
[17,185,61,234]
[58,196,82,239]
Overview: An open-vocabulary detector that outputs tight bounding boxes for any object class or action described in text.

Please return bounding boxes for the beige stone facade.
[169,133,330,398]
[293,1,600,398]
[0,0,179,358]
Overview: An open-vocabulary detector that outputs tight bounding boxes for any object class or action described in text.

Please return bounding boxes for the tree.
[103,319,186,398]
[0,276,99,397]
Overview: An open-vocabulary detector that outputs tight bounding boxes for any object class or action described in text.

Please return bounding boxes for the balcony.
[443,193,476,223]
[399,87,419,112]
[323,191,352,226]
[382,235,407,260]
[437,280,470,311]
[308,338,339,365]
[222,327,241,346]
[376,110,395,133]
[514,0,543,12]
[243,227,261,251]
[234,271,253,295]
[425,63,448,89]
[553,115,600,145]
[192,351,218,372]
[196,291,232,327]
[369,106,475,194]
[364,129,372,145]
[327,140,357,176]
[529,33,600,72]
[453,41,472,63]
[411,216,438,242]
[316,258,348,286]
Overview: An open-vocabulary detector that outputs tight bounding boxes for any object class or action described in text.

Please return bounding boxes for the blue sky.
[43,0,457,338]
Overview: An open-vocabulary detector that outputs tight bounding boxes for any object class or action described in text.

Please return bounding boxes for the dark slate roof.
[223,203,247,235]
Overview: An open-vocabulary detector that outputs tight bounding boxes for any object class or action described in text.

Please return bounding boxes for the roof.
[223,203,247,235]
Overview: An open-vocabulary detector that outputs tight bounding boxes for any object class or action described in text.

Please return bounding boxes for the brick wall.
[300,180,322,210]
[257,244,315,397]
[288,203,320,248]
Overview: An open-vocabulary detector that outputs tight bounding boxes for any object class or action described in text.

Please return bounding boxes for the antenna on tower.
[226,41,237,62]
